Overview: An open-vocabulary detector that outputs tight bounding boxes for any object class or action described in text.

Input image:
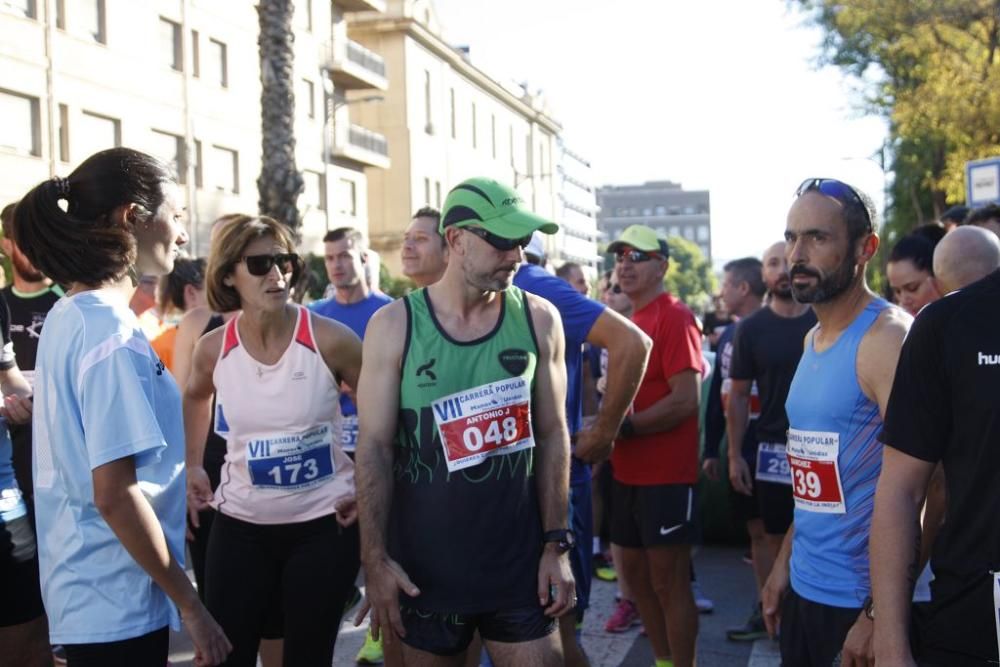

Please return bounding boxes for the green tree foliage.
[664,237,716,314]
[794,0,1000,242]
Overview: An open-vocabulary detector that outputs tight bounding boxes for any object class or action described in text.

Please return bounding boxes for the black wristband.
[619,416,636,439]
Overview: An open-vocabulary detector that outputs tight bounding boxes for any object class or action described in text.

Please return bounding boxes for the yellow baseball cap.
[607,225,669,257]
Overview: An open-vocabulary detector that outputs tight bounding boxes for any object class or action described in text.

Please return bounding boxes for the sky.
[430,0,889,264]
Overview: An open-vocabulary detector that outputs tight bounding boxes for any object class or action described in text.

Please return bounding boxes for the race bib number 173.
[786,429,845,514]
[432,377,535,473]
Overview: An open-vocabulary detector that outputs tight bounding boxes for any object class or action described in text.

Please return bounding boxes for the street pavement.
[168,545,779,666]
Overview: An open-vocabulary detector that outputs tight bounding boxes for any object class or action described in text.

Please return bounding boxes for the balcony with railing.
[336,0,386,12]
[324,38,387,91]
[331,122,390,169]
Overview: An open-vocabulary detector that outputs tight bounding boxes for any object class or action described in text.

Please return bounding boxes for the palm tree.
[257,0,304,234]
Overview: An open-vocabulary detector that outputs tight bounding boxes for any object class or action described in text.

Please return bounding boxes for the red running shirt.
[612,292,703,485]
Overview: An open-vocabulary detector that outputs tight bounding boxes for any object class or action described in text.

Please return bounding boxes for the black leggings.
[63,626,168,666]
[205,512,360,667]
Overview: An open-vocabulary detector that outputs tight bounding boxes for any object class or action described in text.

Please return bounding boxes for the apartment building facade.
[597,180,712,261]
[347,0,573,276]
[0,0,389,257]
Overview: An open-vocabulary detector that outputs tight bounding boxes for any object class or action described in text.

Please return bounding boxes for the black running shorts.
[610,481,700,548]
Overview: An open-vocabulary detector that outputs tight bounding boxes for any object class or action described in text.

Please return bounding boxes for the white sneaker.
[691,580,714,614]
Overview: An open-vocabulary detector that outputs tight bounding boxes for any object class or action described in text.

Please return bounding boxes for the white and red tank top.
[211,305,353,524]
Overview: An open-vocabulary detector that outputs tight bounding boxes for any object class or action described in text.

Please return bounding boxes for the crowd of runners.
[1,147,999,667]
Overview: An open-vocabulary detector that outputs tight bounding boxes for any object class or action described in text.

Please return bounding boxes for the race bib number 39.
[786,429,845,514]
[432,377,534,473]
[246,424,335,490]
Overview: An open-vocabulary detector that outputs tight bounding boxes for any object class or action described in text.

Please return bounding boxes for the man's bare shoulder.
[864,304,912,353]
[523,290,560,330]
[364,299,408,357]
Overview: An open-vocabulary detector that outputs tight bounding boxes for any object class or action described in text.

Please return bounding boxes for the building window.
[1,0,36,19]
[193,139,203,188]
[302,171,326,211]
[424,177,431,205]
[58,103,69,162]
[449,88,456,139]
[642,207,652,216]
[208,38,228,87]
[55,0,65,28]
[655,205,666,216]
[191,30,200,77]
[435,181,441,208]
[0,89,40,156]
[302,79,315,119]
[337,178,356,216]
[423,70,432,134]
[160,18,182,71]
[77,110,121,159]
[538,142,545,176]
[302,0,312,31]
[508,126,514,167]
[669,226,680,237]
[491,114,496,159]
[683,226,695,241]
[85,0,106,43]
[211,145,239,193]
[150,130,186,182]
[471,102,477,149]
[697,225,710,242]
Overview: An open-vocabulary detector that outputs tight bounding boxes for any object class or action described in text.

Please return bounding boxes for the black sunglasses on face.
[463,226,532,252]
[241,253,299,276]
[615,248,660,263]
[795,178,873,230]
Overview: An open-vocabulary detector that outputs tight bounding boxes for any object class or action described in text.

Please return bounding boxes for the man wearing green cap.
[607,224,703,667]
[355,177,576,665]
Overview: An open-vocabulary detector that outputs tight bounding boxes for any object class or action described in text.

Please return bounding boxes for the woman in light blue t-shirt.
[13,148,230,667]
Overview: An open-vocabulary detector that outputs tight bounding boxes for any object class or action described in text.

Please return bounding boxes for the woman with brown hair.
[12,147,230,666]
[185,215,363,666]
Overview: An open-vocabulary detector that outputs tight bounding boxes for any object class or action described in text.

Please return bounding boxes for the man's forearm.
[593,335,648,435]
[630,389,698,435]
[871,480,922,659]
[918,464,946,571]
[357,439,394,564]
[725,395,750,461]
[536,433,570,531]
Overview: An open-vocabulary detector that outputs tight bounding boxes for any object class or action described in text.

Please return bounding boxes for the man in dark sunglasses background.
[605,224,704,667]
[761,178,911,667]
[355,177,578,665]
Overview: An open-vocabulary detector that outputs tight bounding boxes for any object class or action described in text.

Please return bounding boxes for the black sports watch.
[543,529,576,554]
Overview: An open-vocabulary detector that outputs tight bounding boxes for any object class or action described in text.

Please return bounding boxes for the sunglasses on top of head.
[241,253,299,277]
[795,178,873,230]
[614,248,661,263]
[463,226,532,252]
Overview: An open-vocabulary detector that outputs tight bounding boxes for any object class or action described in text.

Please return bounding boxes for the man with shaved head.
[933,225,1000,295]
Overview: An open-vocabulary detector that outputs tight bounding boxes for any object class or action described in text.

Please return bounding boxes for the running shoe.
[52,646,67,666]
[726,605,768,641]
[592,553,617,581]
[692,580,714,614]
[356,628,384,664]
[604,599,641,633]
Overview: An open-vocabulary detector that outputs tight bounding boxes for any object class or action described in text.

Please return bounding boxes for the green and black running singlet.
[391,286,544,613]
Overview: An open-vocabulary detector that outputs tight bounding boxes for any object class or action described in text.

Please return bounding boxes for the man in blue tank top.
[761,179,911,666]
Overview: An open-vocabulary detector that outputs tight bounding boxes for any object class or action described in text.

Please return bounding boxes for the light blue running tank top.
[785,298,889,608]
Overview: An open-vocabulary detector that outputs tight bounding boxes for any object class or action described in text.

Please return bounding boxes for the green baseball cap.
[440,177,559,238]
[607,224,670,258]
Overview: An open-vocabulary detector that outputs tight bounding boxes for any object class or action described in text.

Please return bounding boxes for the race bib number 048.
[432,377,535,473]
[246,423,335,490]
[786,429,845,514]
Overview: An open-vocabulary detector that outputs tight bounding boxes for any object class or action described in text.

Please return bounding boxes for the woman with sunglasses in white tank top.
[184,215,364,667]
